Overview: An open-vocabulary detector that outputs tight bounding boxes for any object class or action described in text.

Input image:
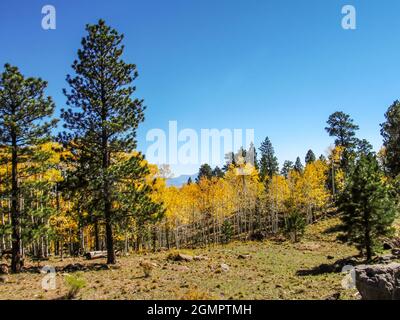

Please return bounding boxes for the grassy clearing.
[0,216,372,300]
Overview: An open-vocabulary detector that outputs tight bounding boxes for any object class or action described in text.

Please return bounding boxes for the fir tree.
[305,149,316,164]
[259,137,279,180]
[281,160,294,178]
[294,157,304,173]
[338,154,397,261]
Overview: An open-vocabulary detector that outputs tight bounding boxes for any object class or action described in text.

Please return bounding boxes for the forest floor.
[1,216,397,300]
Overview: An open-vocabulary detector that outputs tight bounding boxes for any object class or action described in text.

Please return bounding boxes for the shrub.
[284,211,306,243]
[64,273,86,299]
[139,260,154,278]
[221,220,233,244]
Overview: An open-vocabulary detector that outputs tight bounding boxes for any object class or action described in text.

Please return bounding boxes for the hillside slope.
[0,217,364,300]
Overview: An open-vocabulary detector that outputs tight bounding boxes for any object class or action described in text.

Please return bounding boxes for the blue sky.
[1,0,400,176]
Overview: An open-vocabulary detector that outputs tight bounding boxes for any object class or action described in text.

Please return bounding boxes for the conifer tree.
[338,154,397,261]
[305,149,316,164]
[0,64,56,272]
[294,157,304,173]
[325,111,359,172]
[259,137,279,180]
[381,100,400,178]
[281,160,294,178]
[196,164,213,182]
[61,20,148,264]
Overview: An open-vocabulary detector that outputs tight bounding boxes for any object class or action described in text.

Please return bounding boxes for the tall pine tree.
[325,111,359,172]
[61,20,147,264]
[0,64,56,272]
[259,137,279,180]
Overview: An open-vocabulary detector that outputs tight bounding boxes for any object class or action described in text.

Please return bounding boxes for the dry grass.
[0,216,366,300]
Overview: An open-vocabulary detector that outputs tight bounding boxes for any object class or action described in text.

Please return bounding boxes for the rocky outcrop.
[355,263,400,300]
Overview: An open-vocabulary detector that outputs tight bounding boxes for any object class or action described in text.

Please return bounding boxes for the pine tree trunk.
[94,220,100,251]
[11,132,22,273]
[364,211,372,261]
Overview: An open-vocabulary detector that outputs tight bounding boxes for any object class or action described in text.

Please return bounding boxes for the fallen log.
[84,250,121,260]
[84,251,107,260]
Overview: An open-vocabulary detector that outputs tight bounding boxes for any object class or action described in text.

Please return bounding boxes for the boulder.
[174,265,190,272]
[0,264,9,275]
[237,254,251,260]
[193,255,209,261]
[0,275,8,283]
[355,263,400,300]
[220,263,230,272]
[174,253,193,262]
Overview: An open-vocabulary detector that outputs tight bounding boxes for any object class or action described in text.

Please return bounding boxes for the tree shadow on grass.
[296,256,362,276]
[21,262,112,274]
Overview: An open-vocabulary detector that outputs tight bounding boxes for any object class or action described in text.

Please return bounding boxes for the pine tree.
[356,139,373,157]
[294,157,303,173]
[223,152,236,172]
[61,20,147,264]
[196,164,213,182]
[212,166,224,178]
[281,160,294,178]
[305,149,316,164]
[0,64,56,272]
[338,154,397,261]
[381,100,400,178]
[325,111,359,171]
[259,137,279,180]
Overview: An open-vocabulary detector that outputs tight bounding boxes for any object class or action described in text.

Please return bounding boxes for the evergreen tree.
[305,149,316,164]
[325,111,359,171]
[281,160,294,178]
[187,177,193,185]
[294,157,304,173]
[212,166,224,178]
[196,164,213,182]
[356,139,373,157]
[61,20,148,264]
[222,152,236,172]
[381,100,400,178]
[259,137,279,180]
[319,154,327,162]
[338,154,397,261]
[0,64,56,272]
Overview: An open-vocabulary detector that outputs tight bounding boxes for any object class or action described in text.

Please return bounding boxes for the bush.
[221,220,233,244]
[284,211,306,243]
[139,260,154,278]
[64,273,86,299]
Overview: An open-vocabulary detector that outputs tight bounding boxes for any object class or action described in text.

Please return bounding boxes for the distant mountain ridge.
[166,174,197,187]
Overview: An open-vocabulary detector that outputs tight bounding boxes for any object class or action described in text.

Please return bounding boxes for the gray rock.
[175,253,194,262]
[355,263,400,300]
[0,264,8,275]
[220,263,230,272]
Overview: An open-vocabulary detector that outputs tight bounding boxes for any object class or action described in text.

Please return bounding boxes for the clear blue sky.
[1,0,400,176]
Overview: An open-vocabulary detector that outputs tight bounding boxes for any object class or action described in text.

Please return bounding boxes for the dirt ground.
[0,217,368,300]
